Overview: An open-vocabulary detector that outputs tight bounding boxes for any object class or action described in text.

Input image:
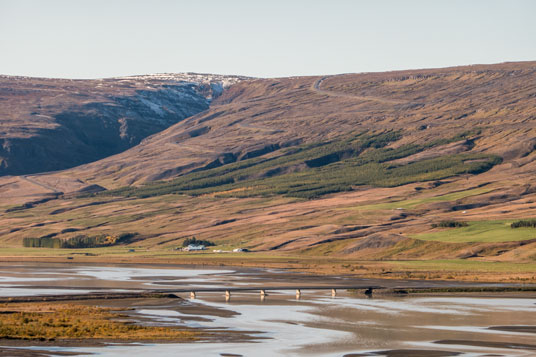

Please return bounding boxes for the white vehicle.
[233,248,249,252]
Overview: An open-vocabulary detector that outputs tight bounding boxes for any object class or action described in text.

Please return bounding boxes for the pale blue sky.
[1,0,535,78]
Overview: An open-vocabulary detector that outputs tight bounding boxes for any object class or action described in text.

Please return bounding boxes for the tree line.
[23,233,137,248]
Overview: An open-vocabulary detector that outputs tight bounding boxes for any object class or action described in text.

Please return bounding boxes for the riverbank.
[1,247,536,283]
[1,261,535,302]
[2,263,536,356]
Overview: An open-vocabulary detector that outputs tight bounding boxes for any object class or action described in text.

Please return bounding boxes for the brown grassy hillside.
[0,73,246,176]
[1,62,536,272]
[59,62,536,187]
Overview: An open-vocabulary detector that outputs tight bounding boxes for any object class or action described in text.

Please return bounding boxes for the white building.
[183,244,206,252]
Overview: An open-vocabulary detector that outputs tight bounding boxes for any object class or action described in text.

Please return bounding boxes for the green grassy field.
[2,247,536,281]
[350,186,495,211]
[412,220,536,243]
[0,246,288,260]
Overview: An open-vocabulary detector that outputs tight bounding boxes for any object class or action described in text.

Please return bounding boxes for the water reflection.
[1,263,535,356]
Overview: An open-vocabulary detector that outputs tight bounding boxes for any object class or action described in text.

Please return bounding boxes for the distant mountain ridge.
[2,62,536,265]
[0,73,248,175]
[59,61,536,190]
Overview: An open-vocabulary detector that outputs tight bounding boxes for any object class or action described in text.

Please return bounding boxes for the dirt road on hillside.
[311,76,409,105]
[21,175,62,194]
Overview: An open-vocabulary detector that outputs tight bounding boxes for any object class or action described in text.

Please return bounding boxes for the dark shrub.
[431,220,469,228]
[182,237,215,247]
[511,219,536,228]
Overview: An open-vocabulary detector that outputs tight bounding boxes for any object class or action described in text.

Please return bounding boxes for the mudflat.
[1,263,536,356]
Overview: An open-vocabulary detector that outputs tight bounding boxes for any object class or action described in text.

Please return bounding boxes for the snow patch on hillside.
[112,73,250,103]
[116,73,249,88]
[138,97,165,116]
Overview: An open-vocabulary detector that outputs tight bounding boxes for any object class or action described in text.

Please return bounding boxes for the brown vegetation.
[0,74,246,176]
[0,303,198,342]
[1,62,536,276]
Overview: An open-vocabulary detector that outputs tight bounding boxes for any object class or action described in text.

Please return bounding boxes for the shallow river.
[1,263,535,356]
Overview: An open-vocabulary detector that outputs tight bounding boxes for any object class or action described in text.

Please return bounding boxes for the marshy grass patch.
[0,303,199,342]
[413,220,536,243]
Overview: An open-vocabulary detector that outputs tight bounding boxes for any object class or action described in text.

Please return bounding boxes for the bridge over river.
[170,285,382,299]
[0,284,452,303]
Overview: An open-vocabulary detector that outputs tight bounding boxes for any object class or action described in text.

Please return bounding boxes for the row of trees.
[99,129,499,201]
[431,220,469,228]
[182,237,215,247]
[511,219,536,228]
[23,233,137,248]
[23,237,62,248]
